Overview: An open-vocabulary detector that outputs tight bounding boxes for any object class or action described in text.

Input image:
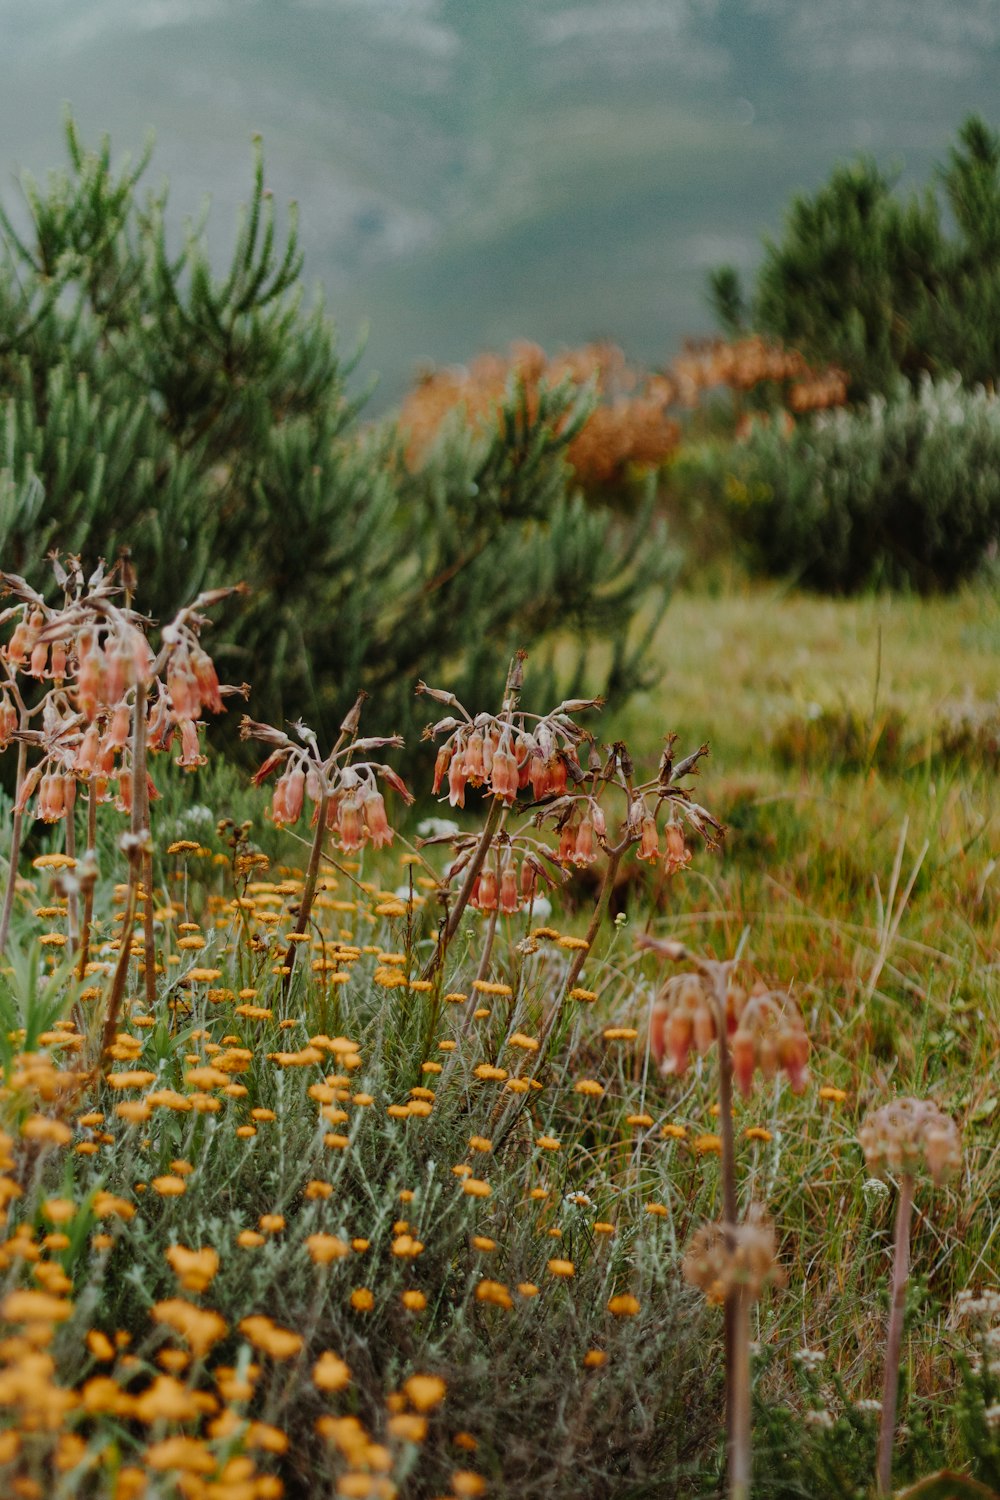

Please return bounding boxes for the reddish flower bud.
[464,731,485,782]
[572,817,596,867]
[432,745,452,796]
[337,798,365,853]
[665,1009,693,1076]
[108,703,131,750]
[77,651,105,721]
[448,753,467,809]
[636,815,659,863]
[477,867,498,911]
[50,640,68,681]
[499,865,519,914]
[363,791,394,849]
[29,639,48,678]
[663,823,691,875]
[529,756,549,800]
[176,719,207,770]
[76,727,100,778]
[731,1030,756,1097]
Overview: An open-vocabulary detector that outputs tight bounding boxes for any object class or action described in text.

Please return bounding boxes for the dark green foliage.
[0,116,674,753]
[709,116,1000,400]
[707,378,1000,591]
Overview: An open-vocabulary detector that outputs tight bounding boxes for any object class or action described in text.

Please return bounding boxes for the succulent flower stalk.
[859,1097,962,1496]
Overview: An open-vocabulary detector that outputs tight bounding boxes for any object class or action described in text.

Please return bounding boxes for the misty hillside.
[2,0,999,404]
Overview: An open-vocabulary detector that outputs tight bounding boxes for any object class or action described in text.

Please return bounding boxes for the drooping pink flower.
[363,791,394,849]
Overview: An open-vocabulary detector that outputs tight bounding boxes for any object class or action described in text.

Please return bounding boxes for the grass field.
[0,580,996,1498]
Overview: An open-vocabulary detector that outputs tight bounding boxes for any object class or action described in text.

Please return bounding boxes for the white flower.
[525,896,553,924]
[794,1348,826,1371]
[862,1177,891,1206]
[805,1410,834,1431]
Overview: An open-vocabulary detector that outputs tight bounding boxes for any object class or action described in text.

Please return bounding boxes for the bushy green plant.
[710,377,1000,591]
[0,116,674,755]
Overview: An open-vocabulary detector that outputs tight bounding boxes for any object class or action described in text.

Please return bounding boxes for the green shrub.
[0,117,675,754]
[712,377,1000,591]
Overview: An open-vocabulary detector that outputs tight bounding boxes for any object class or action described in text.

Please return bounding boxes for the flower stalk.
[877,1172,914,1496]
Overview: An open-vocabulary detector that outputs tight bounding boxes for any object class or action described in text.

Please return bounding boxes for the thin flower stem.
[64,790,79,945]
[0,737,28,954]
[729,1289,752,1500]
[282,789,330,990]
[100,853,141,1061]
[77,790,98,980]
[564,844,625,996]
[877,1172,914,1496]
[131,680,157,1010]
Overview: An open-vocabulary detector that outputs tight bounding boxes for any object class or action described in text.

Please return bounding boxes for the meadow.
[0,563,996,1500]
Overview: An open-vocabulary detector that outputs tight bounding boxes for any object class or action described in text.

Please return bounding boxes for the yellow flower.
[547,1258,575,1278]
[819,1086,848,1104]
[461,1179,491,1199]
[307,1233,351,1264]
[584,1349,607,1368]
[745,1126,773,1143]
[471,1235,496,1252]
[313,1351,351,1391]
[165,1244,219,1292]
[401,1290,427,1311]
[693,1133,723,1156]
[151,1175,187,1197]
[388,1412,428,1442]
[536,1135,561,1151]
[239,1315,303,1360]
[626,1113,654,1127]
[475,1280,512,1309]
[350,1288,374,1311]
[392,1234,425,1259]
[403,1373,446,1412]
[660,1123,687,1140]
[152,1299,228,1358]
[1,1288,73,1322]
[607,1293,641,1317]
[452,1471,486,1498]
[472,980,512,996]
[603,1026,638,1041]
[574,1079,604,1097]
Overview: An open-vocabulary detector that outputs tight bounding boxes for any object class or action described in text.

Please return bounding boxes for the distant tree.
[0,116,675,753]
[709,116,1000,400]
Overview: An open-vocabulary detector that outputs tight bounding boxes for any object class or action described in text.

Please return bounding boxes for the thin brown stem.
[728,1289,752,1500]
[64,787,79,946]
[877,1173,914,1496]
[422,795,505,981]
[130,681,157,1009]
[0,737,28,954]
[282,790,330,990]
[564,844,626,995]
[100,855,141,1062]
[77,789,98,980]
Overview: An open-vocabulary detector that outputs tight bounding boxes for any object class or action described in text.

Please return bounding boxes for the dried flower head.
[858,1097,962,1186]
[683,1205,785,1305]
